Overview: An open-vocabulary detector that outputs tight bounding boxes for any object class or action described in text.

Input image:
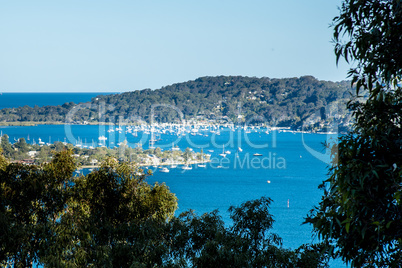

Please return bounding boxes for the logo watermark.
[62,101,341,171]
[301,103,341,166]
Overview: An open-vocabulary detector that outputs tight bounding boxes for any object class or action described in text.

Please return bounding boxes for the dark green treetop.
[307,1,402,267]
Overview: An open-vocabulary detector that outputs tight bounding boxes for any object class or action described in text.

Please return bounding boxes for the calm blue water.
[0,92,113,109]
[1,127,336,241]
[0,94,348,267]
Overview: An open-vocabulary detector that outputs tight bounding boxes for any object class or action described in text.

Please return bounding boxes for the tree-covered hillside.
[0,76,352,129]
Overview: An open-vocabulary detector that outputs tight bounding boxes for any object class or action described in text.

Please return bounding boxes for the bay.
[0,92,348,267]
[1,124,329,250]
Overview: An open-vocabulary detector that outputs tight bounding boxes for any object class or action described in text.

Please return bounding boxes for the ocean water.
[0,93,348,267]
[0,92,113,109]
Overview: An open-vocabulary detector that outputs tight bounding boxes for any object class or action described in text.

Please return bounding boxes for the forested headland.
[0,76,352,131]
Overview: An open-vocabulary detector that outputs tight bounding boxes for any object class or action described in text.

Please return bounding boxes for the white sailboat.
[182,165,192,170]
[198,149,207,168]
[171,142,180,151]
[219,145,227,157]
[149,127,156,149]
[160,167,170,173]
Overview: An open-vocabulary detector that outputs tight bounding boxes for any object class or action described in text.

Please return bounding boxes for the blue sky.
[0,0,350,92]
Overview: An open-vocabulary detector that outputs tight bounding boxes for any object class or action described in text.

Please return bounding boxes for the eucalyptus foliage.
[333,0,402,95]
[1,150,329,267]
[306,1,402,267]
[0,151,178,267]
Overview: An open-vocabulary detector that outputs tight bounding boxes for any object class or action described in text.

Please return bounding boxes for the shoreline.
[0,121,117,126]
[80,159,211,169]
[0,121,334,134]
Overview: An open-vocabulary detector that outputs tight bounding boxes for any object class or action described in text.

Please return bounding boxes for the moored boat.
[182,165,192,170]
[160,167,170,173]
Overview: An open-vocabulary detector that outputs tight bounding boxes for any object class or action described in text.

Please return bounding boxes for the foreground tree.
[167,197,329,268]
[0,135,15,159]
[306,1,402,267]
[0,150,75,267]
[1,150,329,267]
[0,152,178,267]
[41,158,178,267]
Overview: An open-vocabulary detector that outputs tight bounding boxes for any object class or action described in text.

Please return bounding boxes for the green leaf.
[345,222,350,233]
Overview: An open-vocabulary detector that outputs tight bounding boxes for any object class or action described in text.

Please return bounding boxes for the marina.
[0,123,332,251]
